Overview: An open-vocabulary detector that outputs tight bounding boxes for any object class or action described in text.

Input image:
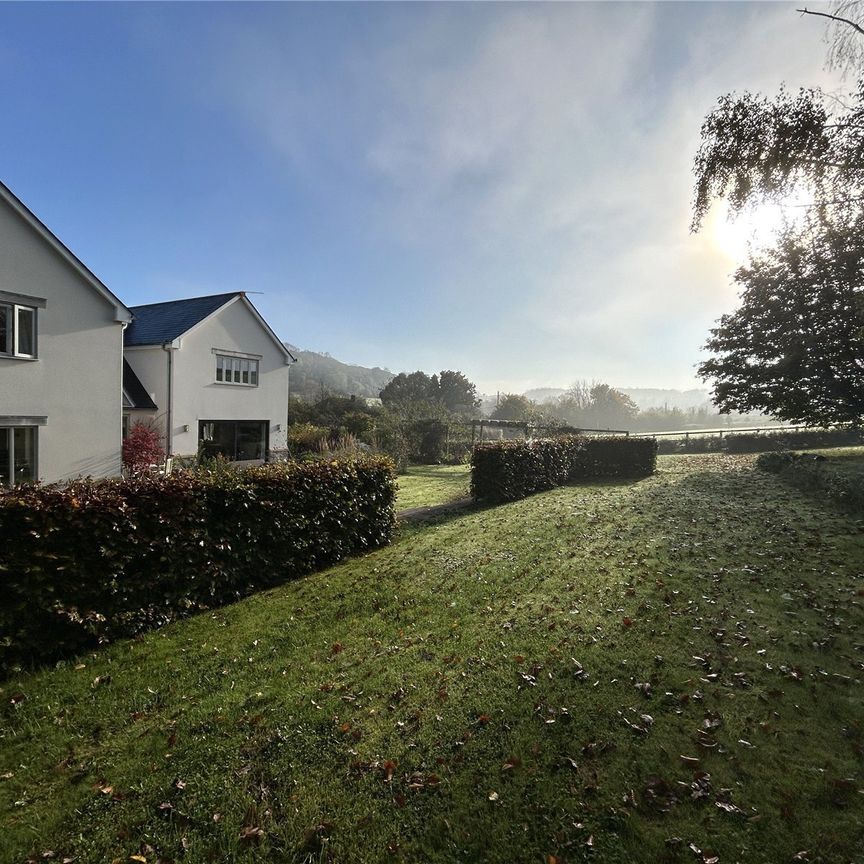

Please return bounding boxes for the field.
[2,453,863,864]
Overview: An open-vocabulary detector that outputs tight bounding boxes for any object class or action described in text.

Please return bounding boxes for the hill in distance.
[284,344,394,401]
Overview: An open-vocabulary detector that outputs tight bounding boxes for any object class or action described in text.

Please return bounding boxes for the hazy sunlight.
[711,191,809,263]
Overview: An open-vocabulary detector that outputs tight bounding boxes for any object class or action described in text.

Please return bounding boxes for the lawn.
[2,453,863,864]
[813,446,864,481]
[395,464,470,511]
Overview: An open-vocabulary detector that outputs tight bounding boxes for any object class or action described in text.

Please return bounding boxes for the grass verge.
[1,453,862,864]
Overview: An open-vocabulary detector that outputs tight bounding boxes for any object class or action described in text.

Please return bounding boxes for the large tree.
[437,370,481,416]
[379,371,439,408]
[700,220,864,424]
[491,393,536,421]
[552,380,638,429]
[693,82,864,425]
[379,369,480,418]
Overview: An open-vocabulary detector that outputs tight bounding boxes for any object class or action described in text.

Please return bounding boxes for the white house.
[0,182,132,486]
[123,293,296,460]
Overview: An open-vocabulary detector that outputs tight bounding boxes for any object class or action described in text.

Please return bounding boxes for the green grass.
[2,453,863,864]
[813,446,864,481]
[395,464,470,511]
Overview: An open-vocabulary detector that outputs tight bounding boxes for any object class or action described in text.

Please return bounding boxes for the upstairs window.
[0,303,37,358]
[215,354,259,386]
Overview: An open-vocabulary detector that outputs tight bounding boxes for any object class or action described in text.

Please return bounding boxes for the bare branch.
[797,7,864,37]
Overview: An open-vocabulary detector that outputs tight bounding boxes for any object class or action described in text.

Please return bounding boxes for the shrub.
[0,455,396,673]
[471,436,657,503]
[122,422,165,474]
[755,450,798,473]
[286,422,329,455]
[756,449,864,513]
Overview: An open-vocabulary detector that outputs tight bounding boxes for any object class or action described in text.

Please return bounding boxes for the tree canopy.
[491,393,537,422]
[379,370,480,418]
[693,81,864,425]
[554,381,638,429]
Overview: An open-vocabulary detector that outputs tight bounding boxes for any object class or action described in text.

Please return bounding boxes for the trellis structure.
[469,419,630,447]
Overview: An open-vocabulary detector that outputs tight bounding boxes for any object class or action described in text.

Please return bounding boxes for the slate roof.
[122,359,158,410]
[124,293,240,346]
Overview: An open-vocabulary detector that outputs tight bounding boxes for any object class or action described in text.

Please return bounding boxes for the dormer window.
[215,352,259,386]
[0,302,37,358]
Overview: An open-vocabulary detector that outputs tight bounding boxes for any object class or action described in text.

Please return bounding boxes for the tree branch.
[797,7,864,37]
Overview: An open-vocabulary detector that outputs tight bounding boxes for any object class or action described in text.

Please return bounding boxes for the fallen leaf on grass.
[239,826,264,843]
[680,755,701,767]
[702,712,723,731]
[381,759,397,782]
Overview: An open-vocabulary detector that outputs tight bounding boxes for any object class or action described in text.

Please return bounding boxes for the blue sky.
[0,2,843,394]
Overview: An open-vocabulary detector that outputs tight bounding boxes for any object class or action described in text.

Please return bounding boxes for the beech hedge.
[470,436,657,503]
[0,456,396,672]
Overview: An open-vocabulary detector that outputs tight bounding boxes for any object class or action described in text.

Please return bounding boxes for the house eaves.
[126,292,296,363]
[0,181,132,324]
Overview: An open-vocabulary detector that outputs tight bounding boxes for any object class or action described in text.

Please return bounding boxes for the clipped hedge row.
[724,428,863,453]
[0,456,396,672]
[756,450,864,513]
[470,435,657,503]
[657,427,863,455]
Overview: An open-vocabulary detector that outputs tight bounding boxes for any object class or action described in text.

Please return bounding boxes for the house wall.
[123,346,168,437]
[0,197,125,482]
[135,299,289,457]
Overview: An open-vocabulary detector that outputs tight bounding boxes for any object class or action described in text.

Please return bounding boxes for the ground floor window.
[0,426,37,486]
[199,420,268,461]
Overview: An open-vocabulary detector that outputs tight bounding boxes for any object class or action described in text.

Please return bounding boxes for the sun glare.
[712,200,787,262]
[709,184,815,263]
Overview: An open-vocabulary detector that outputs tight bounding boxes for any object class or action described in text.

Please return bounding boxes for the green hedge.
[0,456,396,673]
[470,436,657,503]
[756,450,864,513]
[657,427,862,455]
[724,428,862,453]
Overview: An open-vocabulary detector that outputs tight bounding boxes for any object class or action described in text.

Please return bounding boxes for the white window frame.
[0,425,38,487]
[214,352,259,387]
[0,302,38,359]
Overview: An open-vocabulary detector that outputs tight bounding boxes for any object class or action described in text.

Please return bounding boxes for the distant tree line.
[490,381,768,433]
[283,370,776,470]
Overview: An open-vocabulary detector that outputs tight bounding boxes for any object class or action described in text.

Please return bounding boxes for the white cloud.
[137,2,847,391]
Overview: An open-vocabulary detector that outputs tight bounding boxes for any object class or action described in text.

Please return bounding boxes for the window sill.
[0,354,38,362]
[213,380,258,388]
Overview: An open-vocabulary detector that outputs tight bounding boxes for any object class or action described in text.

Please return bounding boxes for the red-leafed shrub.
[0,455,396,673]
[122,422,165,474]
